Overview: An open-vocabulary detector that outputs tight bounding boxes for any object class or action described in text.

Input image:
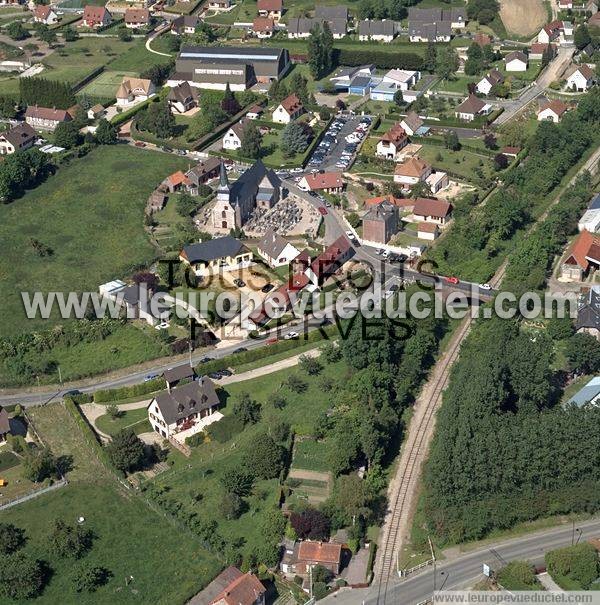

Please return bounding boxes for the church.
[212,160,282,230]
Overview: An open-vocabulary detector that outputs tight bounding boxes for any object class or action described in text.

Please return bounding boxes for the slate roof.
[505,50,527,64]
[163,364,195,384]
[152,377,219,426]
[401,111,424,133]
[358,19,396,37]
[181,236,249,264]
[576,287,600,333]
[1,122,36,147]
[230,159,280,207]
[171,15,200,33]
[287,17,346,36]
[258,229,292,259]
[363,200,397,222]
[167,81,199,104]
[314,5,348,20]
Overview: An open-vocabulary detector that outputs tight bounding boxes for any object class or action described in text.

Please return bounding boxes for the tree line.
[19,77,76,110]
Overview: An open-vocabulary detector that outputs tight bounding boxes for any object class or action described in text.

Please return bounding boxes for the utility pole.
[58,366,62,387]
[429,536,437,597]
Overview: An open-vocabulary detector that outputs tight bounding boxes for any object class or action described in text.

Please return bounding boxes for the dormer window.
[177,403,184,413]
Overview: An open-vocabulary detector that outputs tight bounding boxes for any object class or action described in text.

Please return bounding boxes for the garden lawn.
[79,69,137,100]
[291,438,331,473]
[417,143,494,184]
[95,407,150,436]
[0,145,189,338]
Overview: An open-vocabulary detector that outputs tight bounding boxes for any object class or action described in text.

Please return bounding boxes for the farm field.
[0,403,219,605]
[0,145,188,338]
[499,0,547,37]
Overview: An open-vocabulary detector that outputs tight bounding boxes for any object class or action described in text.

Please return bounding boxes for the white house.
[257,230,301,267]
[81,5,112,28]
[376,122,408,160]
[454,94,492,122]
[399,111,424,136]
[393,157,432,187]
[24,105,72,132]
[272,93,304,124]
[115,77,155,107]
[426,171,449,194]
[222,120,245,150]
[357,19,396,42]
[537,99,568,122]
[124,8,150,29]
[180,236,254,278]
[0,122,36,155]
[417,222,439,241]
[475,69,504,96]
[565,64,596,92]
[147,378,222,440]
[383,69,420,91]
[538,21,563,44]
[505,50,528,72]
[32,4,58,24]
[578,194,600,233]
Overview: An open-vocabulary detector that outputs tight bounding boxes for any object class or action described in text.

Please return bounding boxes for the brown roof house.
[272,93,304,124]
[81,5,112,28]
[505,50,528,72]
[257,0,283,21]
[253,16,275,38]
[0,122,36,155]
[362,200,399,244]
[188,567,265,605]
[413,197,453,225]
[561,230,600,281]
[24,105,72,132]
[33,4,59,24]
[537,99,569,123]
[454,94,492,122]
[399,111,424,136]
[185,157,222,192]
[124,8,150,29]
[281,540,343,577]
[299,171,344,194]
[376,122,408,160]
[257,229,301,267]
[417,221,440,241]
[147,376,221,441]
[530,42,557,60]
[393,157,432,188]
[0,406,10,442]
[565,64,596,92]
[167,81,199,114]
[116,77,155,107]
[222,119,248,151]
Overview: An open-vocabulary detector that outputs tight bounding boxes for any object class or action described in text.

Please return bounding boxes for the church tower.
[217,161,230,203]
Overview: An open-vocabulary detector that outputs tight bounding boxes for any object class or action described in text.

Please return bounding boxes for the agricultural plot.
[499,0,547,37]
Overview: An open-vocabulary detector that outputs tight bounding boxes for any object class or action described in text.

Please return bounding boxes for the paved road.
[323,517,600,605]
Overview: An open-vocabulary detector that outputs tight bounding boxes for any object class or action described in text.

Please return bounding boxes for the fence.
[398,558,434,578]
[0,478,68,511]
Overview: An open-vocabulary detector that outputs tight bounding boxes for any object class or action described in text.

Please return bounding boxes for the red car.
[318,207,328,216]
[445,276,460,285]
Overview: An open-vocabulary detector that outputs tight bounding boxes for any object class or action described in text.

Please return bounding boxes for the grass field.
[1,403,220,605]
[80,69,137,99]
[0,145,188,338]
[95,407,150,436]
[291,438,331,472]
[418,143,494,184]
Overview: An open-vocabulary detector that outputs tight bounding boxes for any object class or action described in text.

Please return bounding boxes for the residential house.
[538,20,563,44]
[104,282,170,327]
[180,235,253,277]
[0,122,36,155]
[383,68,420,91]
[364,194,415,210]
[589,12,600,28]
[307,235,354,287]
[559,0,573,8]
[81,5,112,28]
[272,93,304,123]
[417,222,439,241]
[358,19,396,42]
[376,122,408,160]
[362,200,399,244]
[454,94,492,121]
[222,120,247,150]
[579,193,600,233]
[87,104,106,120]
[504,50,528,71]
[207,0,231,9]
[185,157,221,192]
[171,15,200,35]
[246,104,264,120]
[576,287,600,340]
[529,42,557,60]
[330,65,375,91]
[124,8,150,29]
[298,172,344,194]
[167,81,199,113]
[413,197,453,225]
[400,111,424,136]
[426,171,449,194]
[393,157,432,187]
[116,77,155,106]
[314,5,348,20]
[257,229,300,267]
[287,16,346,38]
[164,170,191,193]
[257,0,282,21]
[212,161,281,229]
[501,146,521,158]
[24,105,72,132]
[408,7,466,42]
[171,46,290,91]
[147,377,221,439]
[253,17,275,38]
[281,541,343,577]
[475,69,504,96]
[537,99,568,122]
[188,567,265,605]
[565,64,596,91]
[0,406,10,442]
[565,376,600,408]
[163,364,195,390]
[560,229,600,281]
[32,5,58,24]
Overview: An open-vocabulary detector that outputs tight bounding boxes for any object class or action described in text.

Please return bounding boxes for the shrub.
[206,415,243,443]
[545,543,599,589]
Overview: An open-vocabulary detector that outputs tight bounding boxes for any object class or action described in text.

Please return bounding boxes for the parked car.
[209,372,222,380]
[220,369,233,377]
[261,283,274,293]
[134,141,146,148]
[233,347,248,354]
[233,278,246,287]
[318,207,328,216]
[144,373,159,382]
[198,356,213,364]
[445,276,460,284]
[284,331,299,340]
[479,283,492,290]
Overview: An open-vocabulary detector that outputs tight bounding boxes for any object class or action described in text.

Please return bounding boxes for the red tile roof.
[538,99,568,117]
[253,16,275,31]
[418,222,438,233]
[279,93,303,115]
[125,8,149,23]
[311,235,352,280]
[168,171,191,187]
[33,5,52,19]
[474,33,491,47]
[455,94,487,116]
[565,230,600,271]
[365,194,414,208]
[394,157,431,178]
[211,573,265,605]
[257,0,282,10]
[298,541,342,564]
[303,171,343,191]
[530,42,556,55]
[413,197,452,219]
[380,122,408,146]
[83,5,110,23]
[25,105,71,122]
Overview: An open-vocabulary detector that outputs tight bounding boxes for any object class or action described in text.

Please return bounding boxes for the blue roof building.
[349,75,373,96]
[370,79,399,102]
[565,376,600,408]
